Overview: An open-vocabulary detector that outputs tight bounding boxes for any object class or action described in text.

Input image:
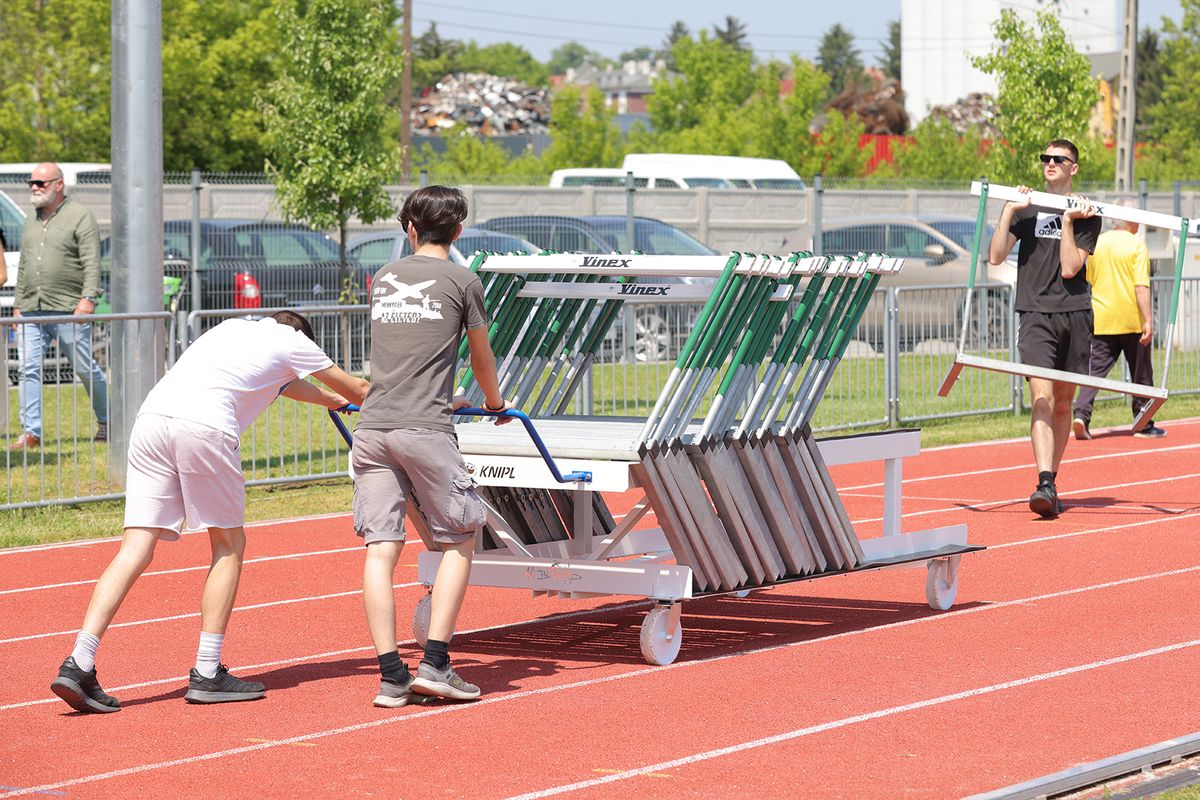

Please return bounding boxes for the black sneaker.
[93,423,108,443]
[1134,423,1167,439]
[50,656,121,713]
[184,664,265,704]
[1029,482,1063,518]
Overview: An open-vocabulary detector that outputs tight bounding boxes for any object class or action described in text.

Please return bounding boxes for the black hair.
[1046,139,1080,162]
[271,310,315,342]
[398,185,468,246]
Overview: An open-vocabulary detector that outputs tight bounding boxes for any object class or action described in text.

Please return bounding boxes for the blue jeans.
[15,312,109,439]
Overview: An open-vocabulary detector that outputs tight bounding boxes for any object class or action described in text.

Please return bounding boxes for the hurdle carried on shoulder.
[938,180,1191,431]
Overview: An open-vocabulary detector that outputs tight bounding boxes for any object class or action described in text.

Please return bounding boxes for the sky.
[411,0,1186,65]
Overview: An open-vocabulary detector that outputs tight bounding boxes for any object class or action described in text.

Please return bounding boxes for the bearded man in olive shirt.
[12,162,109,449]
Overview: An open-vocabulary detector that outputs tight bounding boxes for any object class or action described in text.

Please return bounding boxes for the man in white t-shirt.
[50,310,369,714]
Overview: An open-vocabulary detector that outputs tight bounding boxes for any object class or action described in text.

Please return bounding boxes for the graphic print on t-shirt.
[1034,212,1063,240]
[371,272,444,323]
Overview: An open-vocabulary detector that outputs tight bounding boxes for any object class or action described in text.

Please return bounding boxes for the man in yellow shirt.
[1072,203,1164,439]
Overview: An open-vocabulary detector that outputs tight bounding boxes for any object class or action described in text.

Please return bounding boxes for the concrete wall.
[70,183,1199,261]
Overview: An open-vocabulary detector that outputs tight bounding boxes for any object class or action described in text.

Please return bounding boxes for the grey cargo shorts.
[351,427,486,546]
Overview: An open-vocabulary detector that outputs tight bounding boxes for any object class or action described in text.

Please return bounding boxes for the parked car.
[346,226,542,270]
[477,214,717,257]
[101,220,374,369]
[819,215,1017,349]
[101,220,373,312]
[477,215,718,361]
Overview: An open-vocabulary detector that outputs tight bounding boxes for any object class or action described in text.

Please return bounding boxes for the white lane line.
[839,441,1200,492]
[0,598,649,712]
[502,637,1200,800]
[849,472,1200,525]
[988,510,1200,551]
[0,511,354,556]
[0,546,365,596]
[2,565,1197,797]
[0,581,420,645]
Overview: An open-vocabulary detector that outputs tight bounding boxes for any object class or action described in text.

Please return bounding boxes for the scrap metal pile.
[926,92,1001,138]
[412,72,551,136]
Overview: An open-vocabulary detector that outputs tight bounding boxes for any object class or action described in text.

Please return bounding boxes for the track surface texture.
[2,419,1198,799]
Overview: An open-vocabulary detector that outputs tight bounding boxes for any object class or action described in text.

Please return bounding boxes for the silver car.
[819,215,1016,349]
[346,226,542,269]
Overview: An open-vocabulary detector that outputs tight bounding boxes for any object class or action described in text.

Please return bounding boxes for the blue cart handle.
[452,407,592,484]
[327,404,592,484]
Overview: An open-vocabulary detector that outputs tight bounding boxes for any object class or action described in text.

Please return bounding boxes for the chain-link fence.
[4,173,1200,508]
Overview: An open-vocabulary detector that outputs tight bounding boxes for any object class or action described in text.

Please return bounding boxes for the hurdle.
[938,180,1191,431]
[369,251,981,665]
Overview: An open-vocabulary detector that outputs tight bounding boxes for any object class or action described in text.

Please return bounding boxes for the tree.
[547,41,599,75]
[260,0,402,304]
[817,24,862,98]
[539,86,623,170]
[452,42,549,86]
[412,125,523,183]
[0,0,112,161]
[412,22,464,91]
[161,0,284,172]
[660,20,690,69]
[887,118,986,182]
[972,10,1099,184]
[879,20,901,81]
[713,16,750,52]
[619,46,655,64]
[647,31,756,137]
[1136,27,1164,135]
[1143,1,1200,177]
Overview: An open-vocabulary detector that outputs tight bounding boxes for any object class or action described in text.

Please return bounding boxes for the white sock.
[195,631,224,679]
[71,631,101,672]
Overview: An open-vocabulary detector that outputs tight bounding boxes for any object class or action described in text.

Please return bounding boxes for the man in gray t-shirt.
[352,185,510,708]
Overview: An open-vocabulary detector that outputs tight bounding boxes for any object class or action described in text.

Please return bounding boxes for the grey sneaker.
[373,676,439,709]
[409,662,481,701]
[184,664,265,704]
[50,656,121,713]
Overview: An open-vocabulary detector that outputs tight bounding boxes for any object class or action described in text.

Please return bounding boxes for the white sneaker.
[1072,418,1091,440]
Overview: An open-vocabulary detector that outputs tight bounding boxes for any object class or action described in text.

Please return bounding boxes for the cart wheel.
[733,589,752,598]
[925,558,959,611]
[412,593,432,648]
[639,604,682,666]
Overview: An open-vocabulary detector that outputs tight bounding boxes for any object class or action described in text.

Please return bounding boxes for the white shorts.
[123,414,245,539]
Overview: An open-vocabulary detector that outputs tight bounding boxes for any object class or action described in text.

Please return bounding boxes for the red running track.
[2,418,1199,799]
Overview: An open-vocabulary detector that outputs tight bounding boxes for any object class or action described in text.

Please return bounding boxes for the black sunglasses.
[1039,154,1075,165]
[28,178,61,188]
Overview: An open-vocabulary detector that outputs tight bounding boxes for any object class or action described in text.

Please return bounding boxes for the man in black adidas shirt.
[989,139,1102,519]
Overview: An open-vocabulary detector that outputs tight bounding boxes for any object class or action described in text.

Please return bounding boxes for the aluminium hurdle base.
[409,421,981,666]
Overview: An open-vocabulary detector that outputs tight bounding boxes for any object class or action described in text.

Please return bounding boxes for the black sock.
[1038,471,1054,486]
[378,651,410,684]
[422,639,450,671]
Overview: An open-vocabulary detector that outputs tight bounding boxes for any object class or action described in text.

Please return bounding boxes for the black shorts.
[1017,309,1093,375]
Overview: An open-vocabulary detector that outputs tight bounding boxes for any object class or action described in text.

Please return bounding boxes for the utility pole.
[1115,0,1137,192]
[401,0,413,183]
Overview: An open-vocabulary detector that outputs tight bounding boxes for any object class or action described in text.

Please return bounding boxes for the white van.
[548,168,650,188]
[548,154,806,190]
